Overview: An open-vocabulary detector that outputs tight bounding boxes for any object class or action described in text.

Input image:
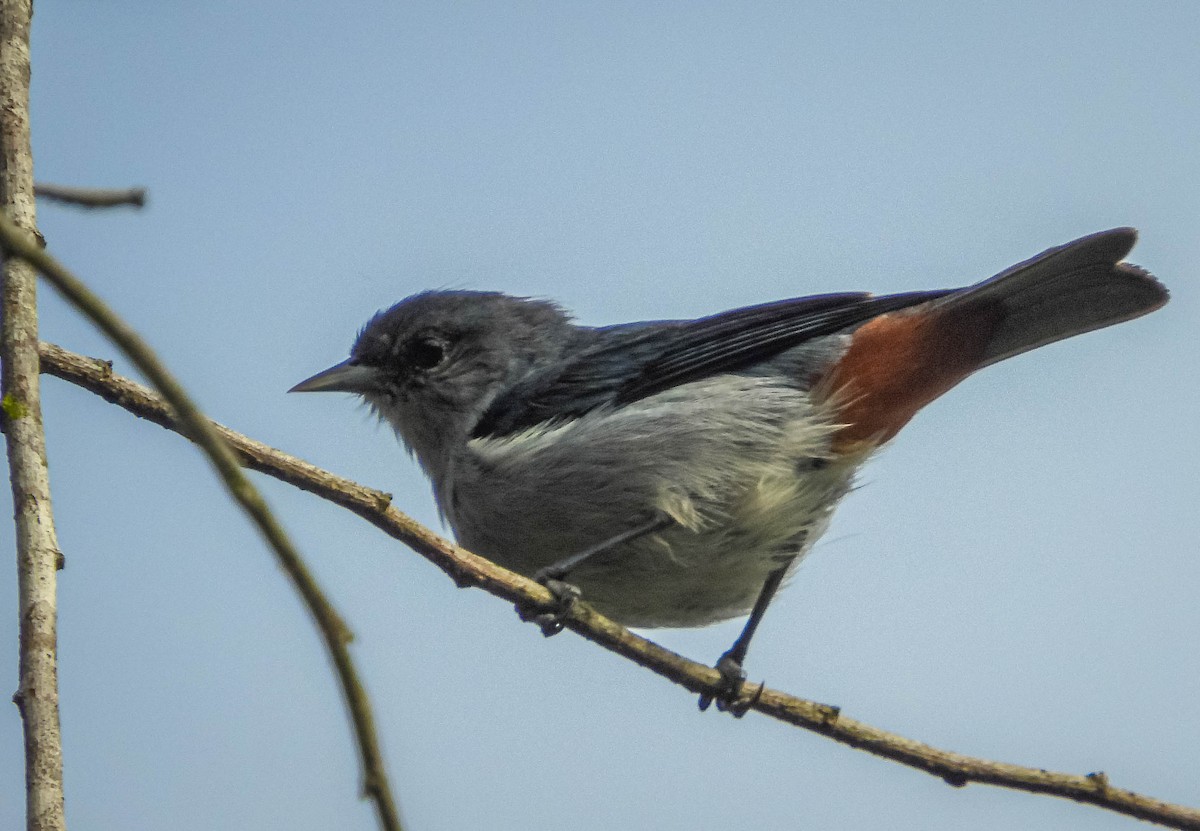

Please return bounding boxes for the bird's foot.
[698,651,764,717]
[517,576,582,637]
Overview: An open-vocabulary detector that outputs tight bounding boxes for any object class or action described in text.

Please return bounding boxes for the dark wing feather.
[615,289,951,403]
[472,289,952,439]
[472,323,680,438]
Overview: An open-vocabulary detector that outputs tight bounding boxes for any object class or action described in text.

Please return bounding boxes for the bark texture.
[1,2,68,830]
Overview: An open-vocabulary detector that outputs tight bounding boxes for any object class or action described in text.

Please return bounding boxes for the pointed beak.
[288,359,381,394]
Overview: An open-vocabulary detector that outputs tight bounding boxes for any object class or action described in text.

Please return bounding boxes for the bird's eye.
[408,337,448,371]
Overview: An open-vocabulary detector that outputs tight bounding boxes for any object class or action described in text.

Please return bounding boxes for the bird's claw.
[698,651,764,717]
[517,577,582,637]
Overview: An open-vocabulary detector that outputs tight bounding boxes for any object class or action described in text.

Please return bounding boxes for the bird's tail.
[822,228,1167,452]
[935,227,1168,368]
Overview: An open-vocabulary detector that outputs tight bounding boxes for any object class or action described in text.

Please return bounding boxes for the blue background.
[3,3,1197,829]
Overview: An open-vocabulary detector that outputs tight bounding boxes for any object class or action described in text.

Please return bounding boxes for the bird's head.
[291,290,573,479]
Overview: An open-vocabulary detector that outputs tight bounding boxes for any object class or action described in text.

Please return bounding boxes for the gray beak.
[289,359,380,394]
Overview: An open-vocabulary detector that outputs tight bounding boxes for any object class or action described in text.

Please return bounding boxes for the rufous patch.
[819,301,1005,453]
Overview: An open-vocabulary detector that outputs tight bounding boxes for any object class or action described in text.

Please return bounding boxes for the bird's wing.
[472,289,951,439]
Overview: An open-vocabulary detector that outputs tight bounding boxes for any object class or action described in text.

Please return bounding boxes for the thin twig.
[0,220,404,831]
[0,2,68,830]
[34,183,146,209]
[33,340,1200,831]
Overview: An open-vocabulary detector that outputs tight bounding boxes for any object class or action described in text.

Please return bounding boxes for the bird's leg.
[698,559,793,716]
[519,513,675,636]
[534,512,675,583]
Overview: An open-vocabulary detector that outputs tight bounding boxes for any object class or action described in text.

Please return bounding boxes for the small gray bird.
[292,228,1166,712]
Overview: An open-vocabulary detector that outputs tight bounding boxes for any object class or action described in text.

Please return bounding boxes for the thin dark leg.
[698,557,794,716]
[533,513,675,583]
[521,513,675,636]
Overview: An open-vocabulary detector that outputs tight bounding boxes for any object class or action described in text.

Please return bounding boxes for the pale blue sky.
[3,3,1197,830]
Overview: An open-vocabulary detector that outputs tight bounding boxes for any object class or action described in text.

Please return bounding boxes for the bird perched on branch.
[292,228,1166,713]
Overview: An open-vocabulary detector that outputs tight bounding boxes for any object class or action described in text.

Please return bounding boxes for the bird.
[291,227,1167,713]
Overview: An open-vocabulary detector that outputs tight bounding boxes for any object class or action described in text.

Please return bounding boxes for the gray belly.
[448,449,855,628]
[444,374,858,628]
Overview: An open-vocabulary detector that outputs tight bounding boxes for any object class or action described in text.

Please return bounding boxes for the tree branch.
[0,221,404,831]
[0,2,68,830]
[33,340,1200,831]
[34,183,146,209]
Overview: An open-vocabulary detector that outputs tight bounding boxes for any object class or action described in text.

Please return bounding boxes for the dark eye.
[408,336,448,371]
